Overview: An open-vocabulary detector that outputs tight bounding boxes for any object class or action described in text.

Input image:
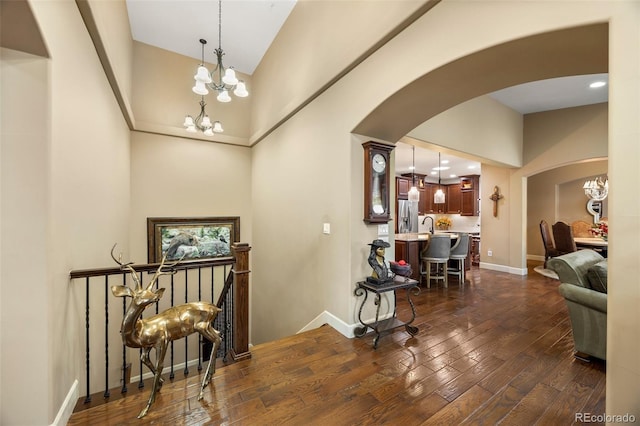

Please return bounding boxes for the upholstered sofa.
[548,249,607,361]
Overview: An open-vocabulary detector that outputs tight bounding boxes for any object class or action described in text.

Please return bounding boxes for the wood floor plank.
[422,384,493,425]
[68,261,606,425]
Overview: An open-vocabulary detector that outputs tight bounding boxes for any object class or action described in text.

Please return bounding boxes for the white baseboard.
[130,357,204,383]
[480,262,528,276]
[298,310,393,339]
[527,254,545,262]
[51,379,78,426]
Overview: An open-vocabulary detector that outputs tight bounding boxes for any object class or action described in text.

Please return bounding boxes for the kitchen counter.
[395,230,480,242]
[394,233,473,280]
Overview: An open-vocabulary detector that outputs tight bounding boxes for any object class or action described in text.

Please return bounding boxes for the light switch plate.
[323,223,331,234]
[378,224,389,236]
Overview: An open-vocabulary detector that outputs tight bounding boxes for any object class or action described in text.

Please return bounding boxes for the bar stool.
[448,233,469,287]
[420,234,450,288]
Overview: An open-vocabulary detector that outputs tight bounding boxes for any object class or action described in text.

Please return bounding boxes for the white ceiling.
[126,0,296,75]
[489,73,608,115]
[126,2,609,177]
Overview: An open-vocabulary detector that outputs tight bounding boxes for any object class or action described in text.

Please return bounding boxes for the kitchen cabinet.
[419,184,433,214]
[471,236,480,266]
[396,177,410,200]
[460,175,480,216]
[432,184,447,214]
[446,184,461,214]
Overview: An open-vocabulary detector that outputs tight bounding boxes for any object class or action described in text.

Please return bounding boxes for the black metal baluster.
[138,272,144,389]
[121,273,128,394]
[211,266,216,303]
[170,273,175,380]
[184,269,189,376]
[104,276,110,399]
[227,279,234,359]
[198,267,202,371]
[84,278,91,403]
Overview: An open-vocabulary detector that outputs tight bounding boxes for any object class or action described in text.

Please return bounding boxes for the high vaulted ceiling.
[126,0,296,75]
[126,2,609,175]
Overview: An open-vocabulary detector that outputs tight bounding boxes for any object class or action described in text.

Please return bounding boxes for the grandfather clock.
[363,141,394,224]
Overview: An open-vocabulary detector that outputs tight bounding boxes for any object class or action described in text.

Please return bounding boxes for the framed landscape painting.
[147,217,240,263]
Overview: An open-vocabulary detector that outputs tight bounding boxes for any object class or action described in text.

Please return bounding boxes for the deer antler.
[110,244,143,291]
[145,252,181,291]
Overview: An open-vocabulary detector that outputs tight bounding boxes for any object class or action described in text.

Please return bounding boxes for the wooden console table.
[354,276,420,349]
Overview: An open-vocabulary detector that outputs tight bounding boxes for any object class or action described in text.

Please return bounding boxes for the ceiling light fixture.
[191,1,248,103]
[183,96,223,135]
[408,146,420,202]
[434,153,446,204]
[583,176,608,200]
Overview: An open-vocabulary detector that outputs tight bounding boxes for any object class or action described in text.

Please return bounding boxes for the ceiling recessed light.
[589,81,606,89]
[468,165,476,169]
[441,160,449,164]
[432,166,450,171]
[450,174,457,178]
[430,171,437,175]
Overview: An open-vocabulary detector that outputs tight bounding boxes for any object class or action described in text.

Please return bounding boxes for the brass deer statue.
[110,245,222,418]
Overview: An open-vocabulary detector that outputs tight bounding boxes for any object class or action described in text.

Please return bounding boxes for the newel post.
[231,242,251,361]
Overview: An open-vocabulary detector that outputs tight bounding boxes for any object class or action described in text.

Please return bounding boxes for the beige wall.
[409,95,524,168]
[523,103,608,257]
[129,132,253,263]
[1,47,51,425]
[1,0,639,422]
[1,0,132,423]
[478,164,514,271]
[524,103,608,167]
[528,161,608,258]
[132,42,252,145]
[254,1,639,418]
[250,0,435,143]
[84,0,134,122]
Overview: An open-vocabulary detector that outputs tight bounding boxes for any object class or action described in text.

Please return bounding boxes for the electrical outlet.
[487,250,493,257]
[323,223,331,234]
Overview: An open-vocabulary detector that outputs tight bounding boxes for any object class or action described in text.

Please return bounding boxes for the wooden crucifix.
[489,186,503,217]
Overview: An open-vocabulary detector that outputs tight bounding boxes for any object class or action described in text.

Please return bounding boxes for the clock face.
[372,153,386,173]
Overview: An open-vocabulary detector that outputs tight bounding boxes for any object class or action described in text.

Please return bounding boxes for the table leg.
[404,286,420,336]
[354,286,369,337]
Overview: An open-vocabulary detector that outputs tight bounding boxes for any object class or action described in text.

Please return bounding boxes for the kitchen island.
[395,232,475,281]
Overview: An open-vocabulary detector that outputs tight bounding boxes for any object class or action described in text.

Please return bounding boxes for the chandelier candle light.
[192,1,248,102]
[183,0,248,135]
[583,176,608,201]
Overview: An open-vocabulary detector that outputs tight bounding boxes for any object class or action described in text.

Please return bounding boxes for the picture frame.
[147,217,240,263]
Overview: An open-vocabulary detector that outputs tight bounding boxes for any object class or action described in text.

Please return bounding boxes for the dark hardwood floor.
[68,261,605,425]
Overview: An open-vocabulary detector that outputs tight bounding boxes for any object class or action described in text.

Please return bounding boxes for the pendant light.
[408,146,420,202]
[434,152,446,204]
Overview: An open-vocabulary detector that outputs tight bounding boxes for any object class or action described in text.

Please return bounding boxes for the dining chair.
[552,221,578,254]
[447,233,469,287]
[540,220,561,268]
[420,234,450,288]
[571,220,593,238]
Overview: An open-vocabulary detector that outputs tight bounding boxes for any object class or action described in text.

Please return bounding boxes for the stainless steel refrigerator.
[397,200,418,233]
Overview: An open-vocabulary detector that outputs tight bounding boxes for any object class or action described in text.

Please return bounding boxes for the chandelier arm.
[206,48,229,91]
[192,99,209,131]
